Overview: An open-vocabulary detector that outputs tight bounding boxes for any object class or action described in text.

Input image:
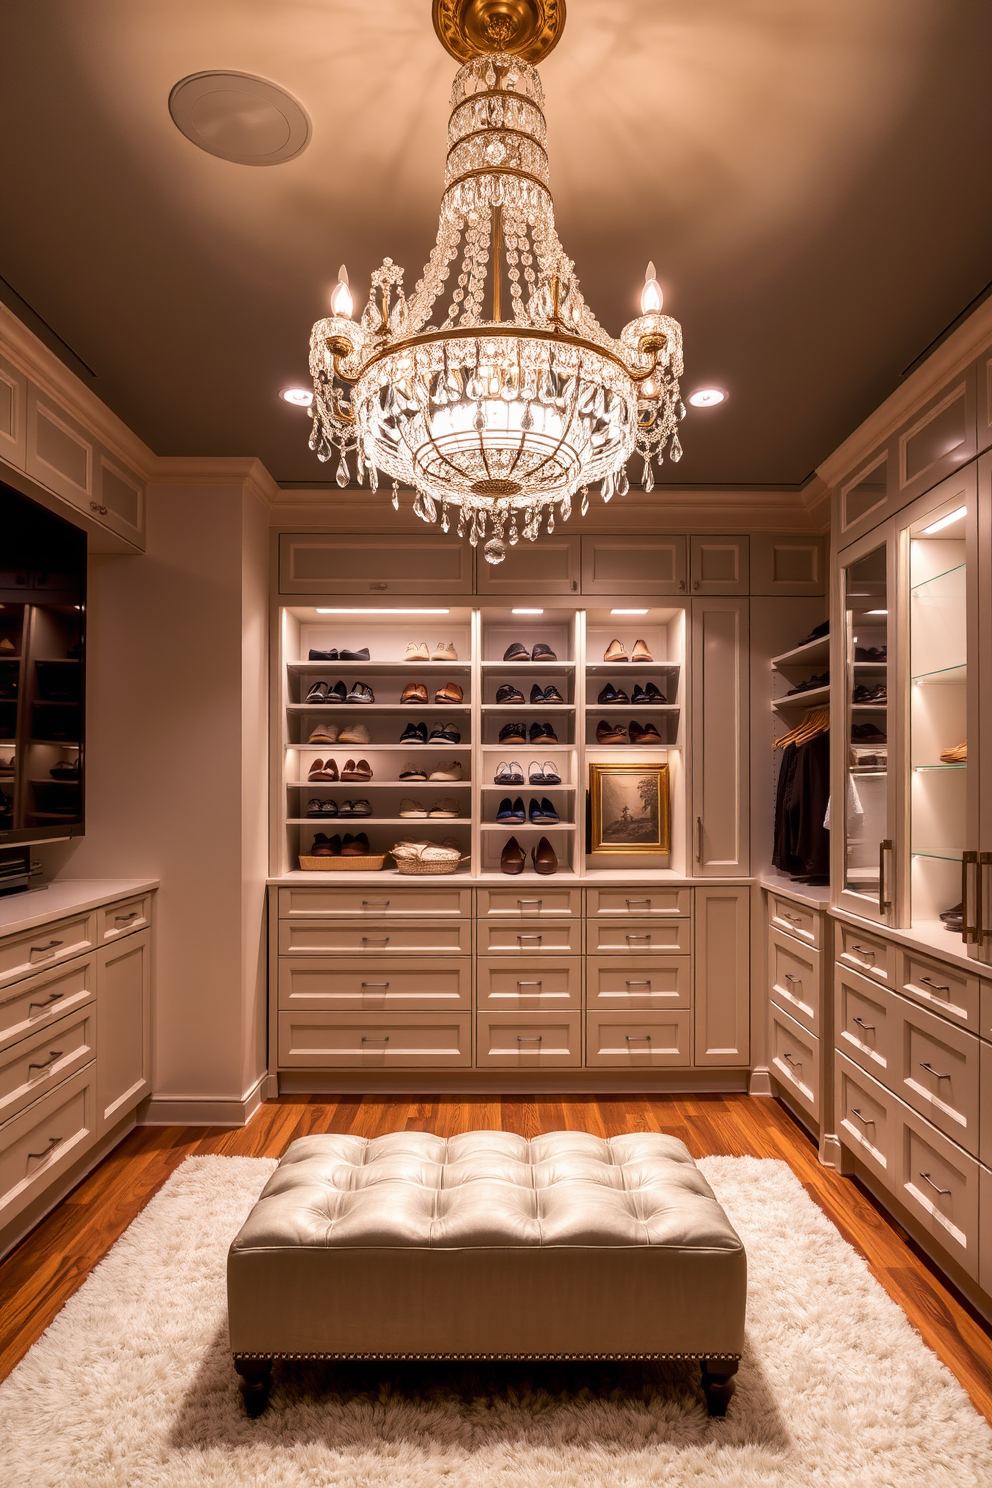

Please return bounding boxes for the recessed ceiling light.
[922,506,967,535]
[169,72,311,165]
[280,387,312,406]
[687,388,727,408]
[611,608,649,616]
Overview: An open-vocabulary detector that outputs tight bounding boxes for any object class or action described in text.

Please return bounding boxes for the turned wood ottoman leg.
[701,1358,739,1416]
[234,1357,273,1416]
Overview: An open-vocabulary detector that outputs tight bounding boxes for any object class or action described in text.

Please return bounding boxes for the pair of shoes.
[493,760,562,785]
[400,721,462,745]
[854,645,887,662]
[500,835,558,874]
[399,760,464,781]
[306,798,338,817]
[851,723,886,743]
[598,682,667,704]
[402,682,465,704]
[308,647,370,661]
[529,684,565,704]
[496,797,560,824]
[940,740,967,763]
[309,758,373,781]
[400,798,461,818]
[852,683,886,703]
[306,680,376,704]
[596,719,663,744]
[604,638,653,663]
[405,641,458,662]
[786,672,830,696]
[49,760,80,779]
[310,831,371,856]
[503,642,557,661]
[498,721,559,745]
[802,620,830,643]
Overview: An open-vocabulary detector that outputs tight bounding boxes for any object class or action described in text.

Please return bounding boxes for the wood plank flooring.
[1,1092,990,1422]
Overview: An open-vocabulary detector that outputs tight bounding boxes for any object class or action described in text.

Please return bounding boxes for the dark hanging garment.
[772,742,801,874]
[794,729,830,877]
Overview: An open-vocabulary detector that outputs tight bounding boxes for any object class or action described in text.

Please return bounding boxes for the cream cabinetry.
[689,536,749,595]
[694,885,749,1065]
[691,598,749,876]
[761,879,832,1154]
[0,882,156,1257]
[0,350,27,468]
[579,536,687,596]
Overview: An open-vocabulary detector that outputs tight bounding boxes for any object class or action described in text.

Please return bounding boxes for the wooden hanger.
[773,706,830,751]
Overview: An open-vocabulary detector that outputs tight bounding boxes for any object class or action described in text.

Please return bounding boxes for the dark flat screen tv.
[0,481,86,845]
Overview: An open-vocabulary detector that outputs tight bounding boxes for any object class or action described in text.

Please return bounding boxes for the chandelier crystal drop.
[306,1,685,563]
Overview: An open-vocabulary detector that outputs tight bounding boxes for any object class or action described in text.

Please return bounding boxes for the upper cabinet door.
[580,535,687,595]
[750,534,826,596]
[837,446,893,548]
[689,535,749,594]
[977,347,992,455]
[896,369,976,509]
[25,385,95,511]
[279,532,474,595]
[475,533,580,595]
[691,596,749,875]
[0,352,27,471]
[93,449,145,549]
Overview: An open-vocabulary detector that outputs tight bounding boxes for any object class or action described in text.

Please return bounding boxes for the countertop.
[759,872,832,909]
[0,878,159,937]
[269,870,755,887]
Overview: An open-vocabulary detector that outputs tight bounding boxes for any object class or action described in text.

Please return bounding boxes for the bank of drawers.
[274,883,696,1070]
[765,892,827,1131]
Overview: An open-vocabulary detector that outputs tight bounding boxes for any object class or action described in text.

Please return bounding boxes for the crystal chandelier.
[306,0,685,565]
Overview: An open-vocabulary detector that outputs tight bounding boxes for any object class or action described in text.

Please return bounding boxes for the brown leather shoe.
[631,638,654,662]
[308,757,339,781]
[401,682,428,704]
[532,836,558,875]
[603,639,628,663]
[341,758,373,781]
[629,720,662,744]
[310,832,341,856]
[434,682,464,704]
[596,720,628,744]
[500,835,526,875]
[340,831,371,856]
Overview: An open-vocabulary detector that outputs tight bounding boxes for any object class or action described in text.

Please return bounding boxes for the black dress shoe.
[498,796,525,822]
[632,683,666,704]
[499,721,527,744]
[496,684,525,704]
[529,721,558,744]
[309,648,339,661]
[428,722,461,743]
[400,721,428,744]
[339,648,371,662]
[500,836,526,874]
[531,643,557,661]
[598,683,629,704]
[503,642,530,662]
[529,797,560,824]
[530,684,546,704]
[542,685,565,704]
[328,680,348,703]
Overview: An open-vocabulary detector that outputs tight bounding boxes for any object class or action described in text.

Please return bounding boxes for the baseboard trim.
[141,1073,267,1128]
[818,1131,844,1169]
[748,1067,775,1096]
[274,1069,752,1097]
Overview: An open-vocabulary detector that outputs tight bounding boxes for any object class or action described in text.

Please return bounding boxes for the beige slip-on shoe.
[603,638,628,663]
[404,641,430,662]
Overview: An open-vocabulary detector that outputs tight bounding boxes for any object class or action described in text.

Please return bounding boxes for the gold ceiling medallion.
[432,0,565,63]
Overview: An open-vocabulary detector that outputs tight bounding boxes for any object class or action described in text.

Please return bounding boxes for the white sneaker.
[429,760,463,781]
[399,798,428,817]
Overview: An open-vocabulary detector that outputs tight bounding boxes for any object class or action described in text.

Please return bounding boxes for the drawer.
[478,921,582,956]
[835,963,892,1083]
[278,919,472,957]
[836,1052,896,1183]
[476,958,581,1011]
[768,928,821,1034]
[767,893,820,948]
[476,1012,581,1068]
[0,1063,96,1227]
[584,1011,690,1067]
[97,894,153,943]
[586,956,690,1012]
[586,887,691,918]
[890,994,980,1157]
[981,1163,992,1299]
[769,1003,820,1119]
[278,885,473,918]
[982,1042,992,1169]
[278,959,471,1013]
[899,948,980,1032]
[0,1005,96,1126]
[278,1012,472,1068]
[982,980,992,1042]
[476,887,581,918]
[0,914,96,989]
[0,957,96,1055]
[895,1099,980,1277]
[837,921,892,985]
[586,919,690,955]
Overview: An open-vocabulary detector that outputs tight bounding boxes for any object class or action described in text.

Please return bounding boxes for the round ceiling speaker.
[168,71,311,165]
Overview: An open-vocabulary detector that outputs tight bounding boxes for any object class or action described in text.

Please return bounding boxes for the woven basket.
[298,854,387,872]
[394,855,467,876]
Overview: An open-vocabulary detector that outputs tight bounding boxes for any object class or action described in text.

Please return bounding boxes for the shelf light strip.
[922,505,967,535]
[314,607,452,615]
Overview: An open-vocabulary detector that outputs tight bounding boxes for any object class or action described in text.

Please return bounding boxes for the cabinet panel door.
[980,1161,992,1298]
[691,598,749,873]
[580,536,686,596]
[749,534,826,596]
[96,930,151,1133]
[475,535,580,595]
[693,885,750,1065]
[689,536,749,594]
[837,447,892,547]
[25,385,95,510]
[94,449,145,548]
[978,348,992,455]
[0,352,27,470]
[279,533,473,595]
[896,371,976,507]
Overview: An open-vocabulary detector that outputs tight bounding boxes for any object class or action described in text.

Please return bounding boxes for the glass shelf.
[912,849,964,862]
[913,763,967,772]
[911,663,966,685]
[911,562,965,594]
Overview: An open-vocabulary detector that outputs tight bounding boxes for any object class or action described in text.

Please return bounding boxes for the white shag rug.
[1,1154,991,1488]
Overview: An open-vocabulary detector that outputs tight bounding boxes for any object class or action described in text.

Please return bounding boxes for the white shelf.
[482,783,575,792]
[592,704,679,712]
[293,817,467,826]
[289,779,471,787]
[288,661,469,674]
[773,685,830,710]
[291,703,470,714]
[481,704,575,712]
[289,743,472,752]
[480,660,575,669]
[480,742,569,752]
[481,821,572,831]
[584,662,673,673]
[770,635,829,669]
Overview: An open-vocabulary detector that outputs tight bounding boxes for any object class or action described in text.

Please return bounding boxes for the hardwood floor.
[1,1092,990,1422]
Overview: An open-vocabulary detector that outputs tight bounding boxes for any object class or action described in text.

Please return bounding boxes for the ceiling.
[1,0,991,488]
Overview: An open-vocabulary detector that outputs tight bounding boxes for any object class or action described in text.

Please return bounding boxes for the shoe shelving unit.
[274,605,688,880]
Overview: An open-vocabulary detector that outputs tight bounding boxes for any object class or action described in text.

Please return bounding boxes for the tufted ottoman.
[227,1129,747,1416]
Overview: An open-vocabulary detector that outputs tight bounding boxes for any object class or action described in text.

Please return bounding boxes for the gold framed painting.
[589,763,670,855]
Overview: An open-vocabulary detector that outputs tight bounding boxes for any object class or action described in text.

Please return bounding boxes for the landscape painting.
[590,764,670,855]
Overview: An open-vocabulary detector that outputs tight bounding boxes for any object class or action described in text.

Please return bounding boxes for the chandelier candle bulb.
[305,4,685,561]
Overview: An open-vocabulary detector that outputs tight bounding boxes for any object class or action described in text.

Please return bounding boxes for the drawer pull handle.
[114,911,139,924]
[625,934,651,943]
[919,1171,951,1197]
[784,974,802,986]
[517,898,542,906]
[851,944,875,960]
[516,980,542,988]
[362,900,390,909]
[361,1035,389,1045]
[517,934,542,944]
[626,1034,652,1042]
[516,1035,542,1044]
[626,898,651,908]
[852,1016,875,1032]
[850,1107,874,1126]
[625,979,651,988]
[780,911,802,924]
[783,1053,802,1070]
[29,939,63,960]
[361,981,390,989]
[28,1050,62,1075]
[361,936,390,945]
[28,992,65,1013]
[919,976,950,995]
[919,1060,950,1080]
[28,1136,61,1161]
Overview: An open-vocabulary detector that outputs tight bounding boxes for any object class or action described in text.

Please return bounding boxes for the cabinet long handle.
[361,981,390,989]
[625,898,651,908]
[516,1035,542,1044]
[29,939,63,961]
[850,1107,874,1126]
[878,839,893,915]
[625,979,651,988]
[517,934,542,944]
[695,816,703,863]
[517,898,542,909]
[114,911,139,924]
[516,980,542,988]
[918,976,950,995]
[783,1053,802,1070]
[361,936,389,945]
[361,900,390,909]
[28,991,65,1013]
[28,1135,61,1161]
[962,851,978,943]
[784,973,802,986]
[980,852,992,945]
[625,934,651,943]
[919,1060,950,1080]
[852,1015,875,1032]
[27,1050,62,1075]
[625,1034,652,1043]
[360,1035,389,1045]
[919,1171,951,1197]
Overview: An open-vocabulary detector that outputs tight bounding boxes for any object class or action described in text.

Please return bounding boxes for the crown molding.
[0,300,156,480]
[149,455,279,508]
[817,295,992,491]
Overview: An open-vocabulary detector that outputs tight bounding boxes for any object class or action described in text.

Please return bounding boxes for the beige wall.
[43,479,269,1117]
